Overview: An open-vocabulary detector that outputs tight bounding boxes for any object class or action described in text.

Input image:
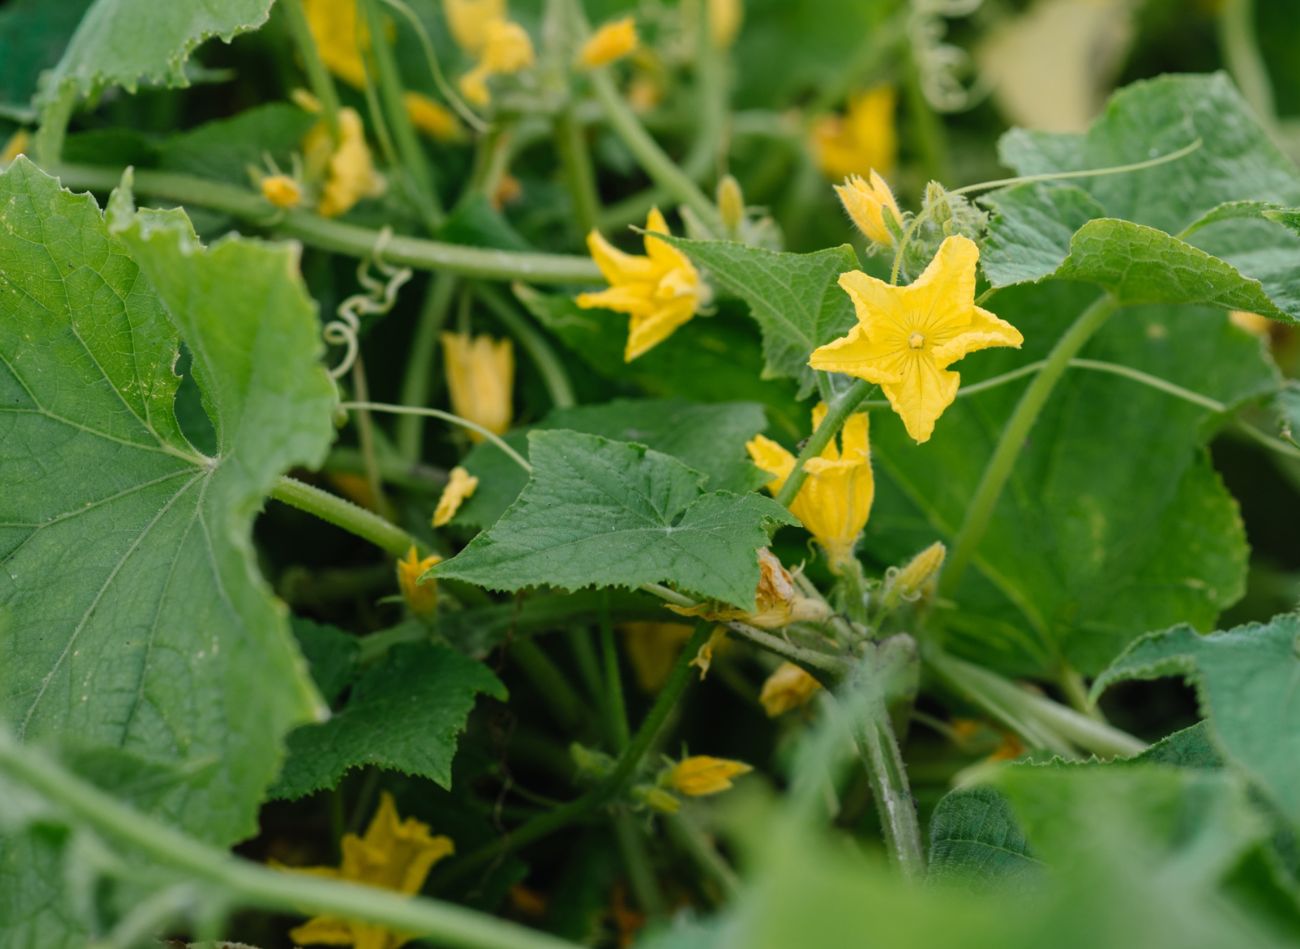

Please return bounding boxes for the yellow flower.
[835,171,903,246]
[397,546,441,617]
[811,87,897,181]
[432,466,479,527]
[286,792,453,949]
[809,235,1024,443]
[747,406,874,571]
[622,622,694,692]
[669,549,828,628]
[404,92,461,141]
[759,662,822,717]
[260,174,303,209]
[670,756,752,796]
[458,18,534,106]
[579,17,639,68]
[886,541,946,604]
[576,208,703,361]
[302,0,369,87]
[441,332,514,440]
[708,0,743,48]
[302,107,386,217]
[1229,310,1272,336]
[443,0,507,55]
[1,129,29,165]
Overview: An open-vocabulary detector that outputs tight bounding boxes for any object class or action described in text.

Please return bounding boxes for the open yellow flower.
[397,547,441,616]
[432,466,479,527]
[747,406,873,571]
[441,332,514,440]
[809,235,1023,443]
[811,87,897,181]
[458,18,535,106]
[835,171,903,246]
[759,662,822,717]
[301,106,386,217]
[286,792,453,949]
[579,17,639,68]
[670,756,752,796]
[260,173,303,209]
[444,0,507,55]
[576,208,703,361]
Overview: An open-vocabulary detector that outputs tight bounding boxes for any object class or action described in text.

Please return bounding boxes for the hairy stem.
[396,276,458,461]
[271,476,414,557]
[773,379,875,508]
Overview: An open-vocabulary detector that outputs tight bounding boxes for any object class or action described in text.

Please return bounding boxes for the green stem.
[849,700,924,881]
[396,276,458,461]
[49,164,601,284]
[555,105,601,236]
[511,638,587,732]
[1218,0,1275,127]
[433,624,714,886]
[901,45,950,184]
[360,0,443,230]
[1058,663,1107,723]
[612,808,664,917]
[567,627,608,717]
[587,70,723,234]
[33,84,76,166]
[0,732,579,949]
[774,379,875,508]
[281,0,343,140]
[341,401,533,472]
[941,295,1120,595]
[664,813,741,900]
[724,622,847,678]
[475,284,577,409]
[600,596,631,750]
[347,356,395,521]
[326,446,448,493]
[271,476,415,557]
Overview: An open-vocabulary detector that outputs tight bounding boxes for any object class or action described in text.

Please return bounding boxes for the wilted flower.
[432,466,479,527]
[670,549,829,628]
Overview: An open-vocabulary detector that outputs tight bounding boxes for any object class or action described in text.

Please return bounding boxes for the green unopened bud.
[717,174,745,236]
[570,742,616,782]
[633,784,682,814]
[884,541,946,608]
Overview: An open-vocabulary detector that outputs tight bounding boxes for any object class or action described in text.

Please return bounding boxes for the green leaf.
[39,0,273,105]
[0,159,336,844]
[1277,382,1300,447]
[156,103,318,186]
[664,238,859,396]
[292,617,359,707]
[435,430,797,609]
[1092,613,1300,827]
[867,283,1276,676]
[456,399,768,528]
[0,0,89,117]
[271,643,506,800]
[927,785,1041,886]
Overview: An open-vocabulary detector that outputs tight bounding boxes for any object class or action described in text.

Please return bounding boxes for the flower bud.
[834,171,903,246]
[716,174,746,236]
[669,755,752,796]
[397,546,441,616]
[578,17,638,68]
[884,541,946,608]
[759,662,822,717]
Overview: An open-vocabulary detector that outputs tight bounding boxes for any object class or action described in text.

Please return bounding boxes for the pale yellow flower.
[397,546,442,617]
[403,92,461,141]
[441,332,514,440]
[302,107,386,217]
[669,549,828,628]
[835,171,903,246]
[1,129,29,165]
[809,235,1024,443]
[260,174,303,209]
[708,0,743,48]
[458,18,535,106]
[432,466,479,527]
[576,208,703,361]
[285,792,453,949]
[622,622,694,692]
[443,0,507,55]
[887,541,946,603]
[670,756,752,796]
[579,17,639,68]
[811,87,897,181]
[759,662,822,717]
[747,406,874,571]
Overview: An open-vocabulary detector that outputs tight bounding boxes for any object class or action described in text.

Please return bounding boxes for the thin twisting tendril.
[380,0,489,133]
[325,227,414,379]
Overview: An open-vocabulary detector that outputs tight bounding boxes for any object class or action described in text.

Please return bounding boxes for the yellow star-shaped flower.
[809,235,1023,443]
[576,208,703,361]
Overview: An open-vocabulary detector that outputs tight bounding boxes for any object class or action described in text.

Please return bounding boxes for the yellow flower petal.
[441,332,515,440]
[579,17,639,68]
[397,546,442,616]
[443,0,507,54]
[811,235,1022,443]
[759,662,822,717]
[432,466,479,527]
[834,170,903,245]
[260,174,303,209]
[670,755,752,796]
[403,91,461,141]
[811,87,897,180]
[707,0,743,48]
[306,107,386,218]
[1,129,29,165]
[481,19,534,73]
[303,0,369,88]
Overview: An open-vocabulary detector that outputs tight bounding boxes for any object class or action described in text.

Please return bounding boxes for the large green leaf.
[0,0,90,117]
[272,643,506,800]
[927,785,1040,886]
[1092,613,1300,827]
[435,430,796,609]
[866,283,1276,677]
[456,399,768,528]
[984,73,1300,324]
[664,238,859,396]
[39,0,273,104]
[0,159,336,844]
